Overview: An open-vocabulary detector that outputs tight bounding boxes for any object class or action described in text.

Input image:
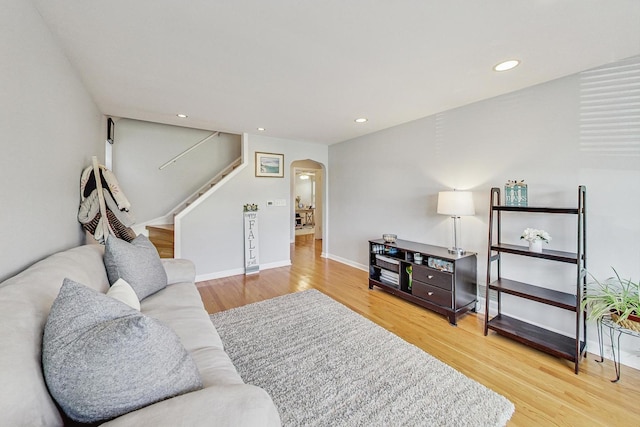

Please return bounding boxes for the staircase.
[170,157,242,218]
[146,224,174,258]
[146,156,243,257]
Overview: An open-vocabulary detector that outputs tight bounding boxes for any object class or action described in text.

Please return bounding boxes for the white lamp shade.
[437,191,475,216]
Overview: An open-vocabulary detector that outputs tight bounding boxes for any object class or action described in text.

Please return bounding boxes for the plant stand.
[597,315,640,382]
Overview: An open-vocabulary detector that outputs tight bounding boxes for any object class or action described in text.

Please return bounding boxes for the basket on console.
[375,255,400,273]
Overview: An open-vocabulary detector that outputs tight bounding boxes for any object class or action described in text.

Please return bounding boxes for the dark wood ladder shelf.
[487,314,586,362]
[490,243,578,264]
[492,206,579,214]
[488,279,577,311]
[484,186,587,374]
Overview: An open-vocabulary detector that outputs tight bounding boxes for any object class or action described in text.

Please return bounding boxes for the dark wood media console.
[368,239,477,325]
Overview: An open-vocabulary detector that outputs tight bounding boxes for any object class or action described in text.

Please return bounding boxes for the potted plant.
[520,228,551,253]
[581,268,640,331]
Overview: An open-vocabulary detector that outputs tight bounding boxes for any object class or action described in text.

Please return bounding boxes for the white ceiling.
[33,1,640,144]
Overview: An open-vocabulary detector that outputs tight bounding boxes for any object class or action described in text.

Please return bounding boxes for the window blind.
[579,55,640,156]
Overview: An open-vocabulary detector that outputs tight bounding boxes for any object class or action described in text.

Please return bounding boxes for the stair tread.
[146,224,174,231]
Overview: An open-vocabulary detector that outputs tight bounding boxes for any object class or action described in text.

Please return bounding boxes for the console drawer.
[412,266,453,291]
[412,280,452,308]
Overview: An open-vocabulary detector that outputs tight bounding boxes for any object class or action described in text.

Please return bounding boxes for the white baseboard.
[196,268,245,282]
[195,259,292,282]
[262,259,292,270]
[132,225,149,236]
[132,215,173,236]
[325,253,368,271]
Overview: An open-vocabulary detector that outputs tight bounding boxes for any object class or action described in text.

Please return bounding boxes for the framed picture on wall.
[255,152,284,178]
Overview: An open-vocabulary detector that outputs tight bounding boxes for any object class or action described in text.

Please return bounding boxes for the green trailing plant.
[581,268,640,323]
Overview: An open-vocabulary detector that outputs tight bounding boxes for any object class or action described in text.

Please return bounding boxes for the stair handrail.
[158,131,221,170]
[167,156,242,217]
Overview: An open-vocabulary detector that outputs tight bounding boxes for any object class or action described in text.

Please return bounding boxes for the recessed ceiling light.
[176,113,188,118]
[257,127,266,131]
[493,60,520,72]
[354,118,368,123]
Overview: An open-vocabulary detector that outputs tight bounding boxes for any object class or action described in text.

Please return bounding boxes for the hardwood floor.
[197,235,640,426]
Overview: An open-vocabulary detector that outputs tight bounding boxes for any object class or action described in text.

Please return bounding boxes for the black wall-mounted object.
[107,118,114,144]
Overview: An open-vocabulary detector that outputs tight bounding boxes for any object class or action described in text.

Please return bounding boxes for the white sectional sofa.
[0,243,281,426]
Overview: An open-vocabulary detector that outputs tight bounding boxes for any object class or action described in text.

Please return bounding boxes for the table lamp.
[437,190,475,255]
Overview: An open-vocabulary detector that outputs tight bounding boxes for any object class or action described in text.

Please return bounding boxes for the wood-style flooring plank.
[197,236,640,426]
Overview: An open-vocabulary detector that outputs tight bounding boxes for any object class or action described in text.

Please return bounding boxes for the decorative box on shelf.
[505,180,528,207]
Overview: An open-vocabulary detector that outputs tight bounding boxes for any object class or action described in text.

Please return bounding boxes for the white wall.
[328,56,640,368]
[112,119,241,224]
[180,134,328,280]
[0,0,103,282]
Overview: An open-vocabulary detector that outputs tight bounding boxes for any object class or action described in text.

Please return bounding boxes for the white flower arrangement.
[520,228,552,243]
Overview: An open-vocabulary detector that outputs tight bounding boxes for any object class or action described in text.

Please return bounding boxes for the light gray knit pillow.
[42,278,203,424]
[104,234,168,300]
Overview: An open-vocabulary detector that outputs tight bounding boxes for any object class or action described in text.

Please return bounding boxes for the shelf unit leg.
[609,331,623,382]
[596,320,605,363]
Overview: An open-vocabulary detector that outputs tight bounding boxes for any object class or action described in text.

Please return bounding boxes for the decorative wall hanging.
[255,152,284,178]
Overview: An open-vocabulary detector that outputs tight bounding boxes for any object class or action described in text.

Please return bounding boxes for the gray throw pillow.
[104,234,168,300]
[42,278,203,424]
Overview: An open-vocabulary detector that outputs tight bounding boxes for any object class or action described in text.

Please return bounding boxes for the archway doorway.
[290,159,324,246]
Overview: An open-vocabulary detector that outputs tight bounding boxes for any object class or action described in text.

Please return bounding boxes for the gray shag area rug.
[210,290,514,427]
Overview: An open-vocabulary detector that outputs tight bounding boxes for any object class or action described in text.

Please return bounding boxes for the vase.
[528,240,542,253]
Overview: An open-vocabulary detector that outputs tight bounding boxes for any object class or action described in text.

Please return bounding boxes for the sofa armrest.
[100,384,281,427]
[161,258,196,285]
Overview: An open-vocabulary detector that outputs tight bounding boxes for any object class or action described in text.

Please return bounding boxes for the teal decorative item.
[505,180,528,206]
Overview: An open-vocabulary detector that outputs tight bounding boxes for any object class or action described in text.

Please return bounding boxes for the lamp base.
[448,247,466,256]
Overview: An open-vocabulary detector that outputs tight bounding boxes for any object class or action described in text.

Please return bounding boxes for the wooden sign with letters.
[243,204,259,275]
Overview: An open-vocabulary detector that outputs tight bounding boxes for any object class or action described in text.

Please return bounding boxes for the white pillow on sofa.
[42,278,203,424]
[106,278,140,310]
